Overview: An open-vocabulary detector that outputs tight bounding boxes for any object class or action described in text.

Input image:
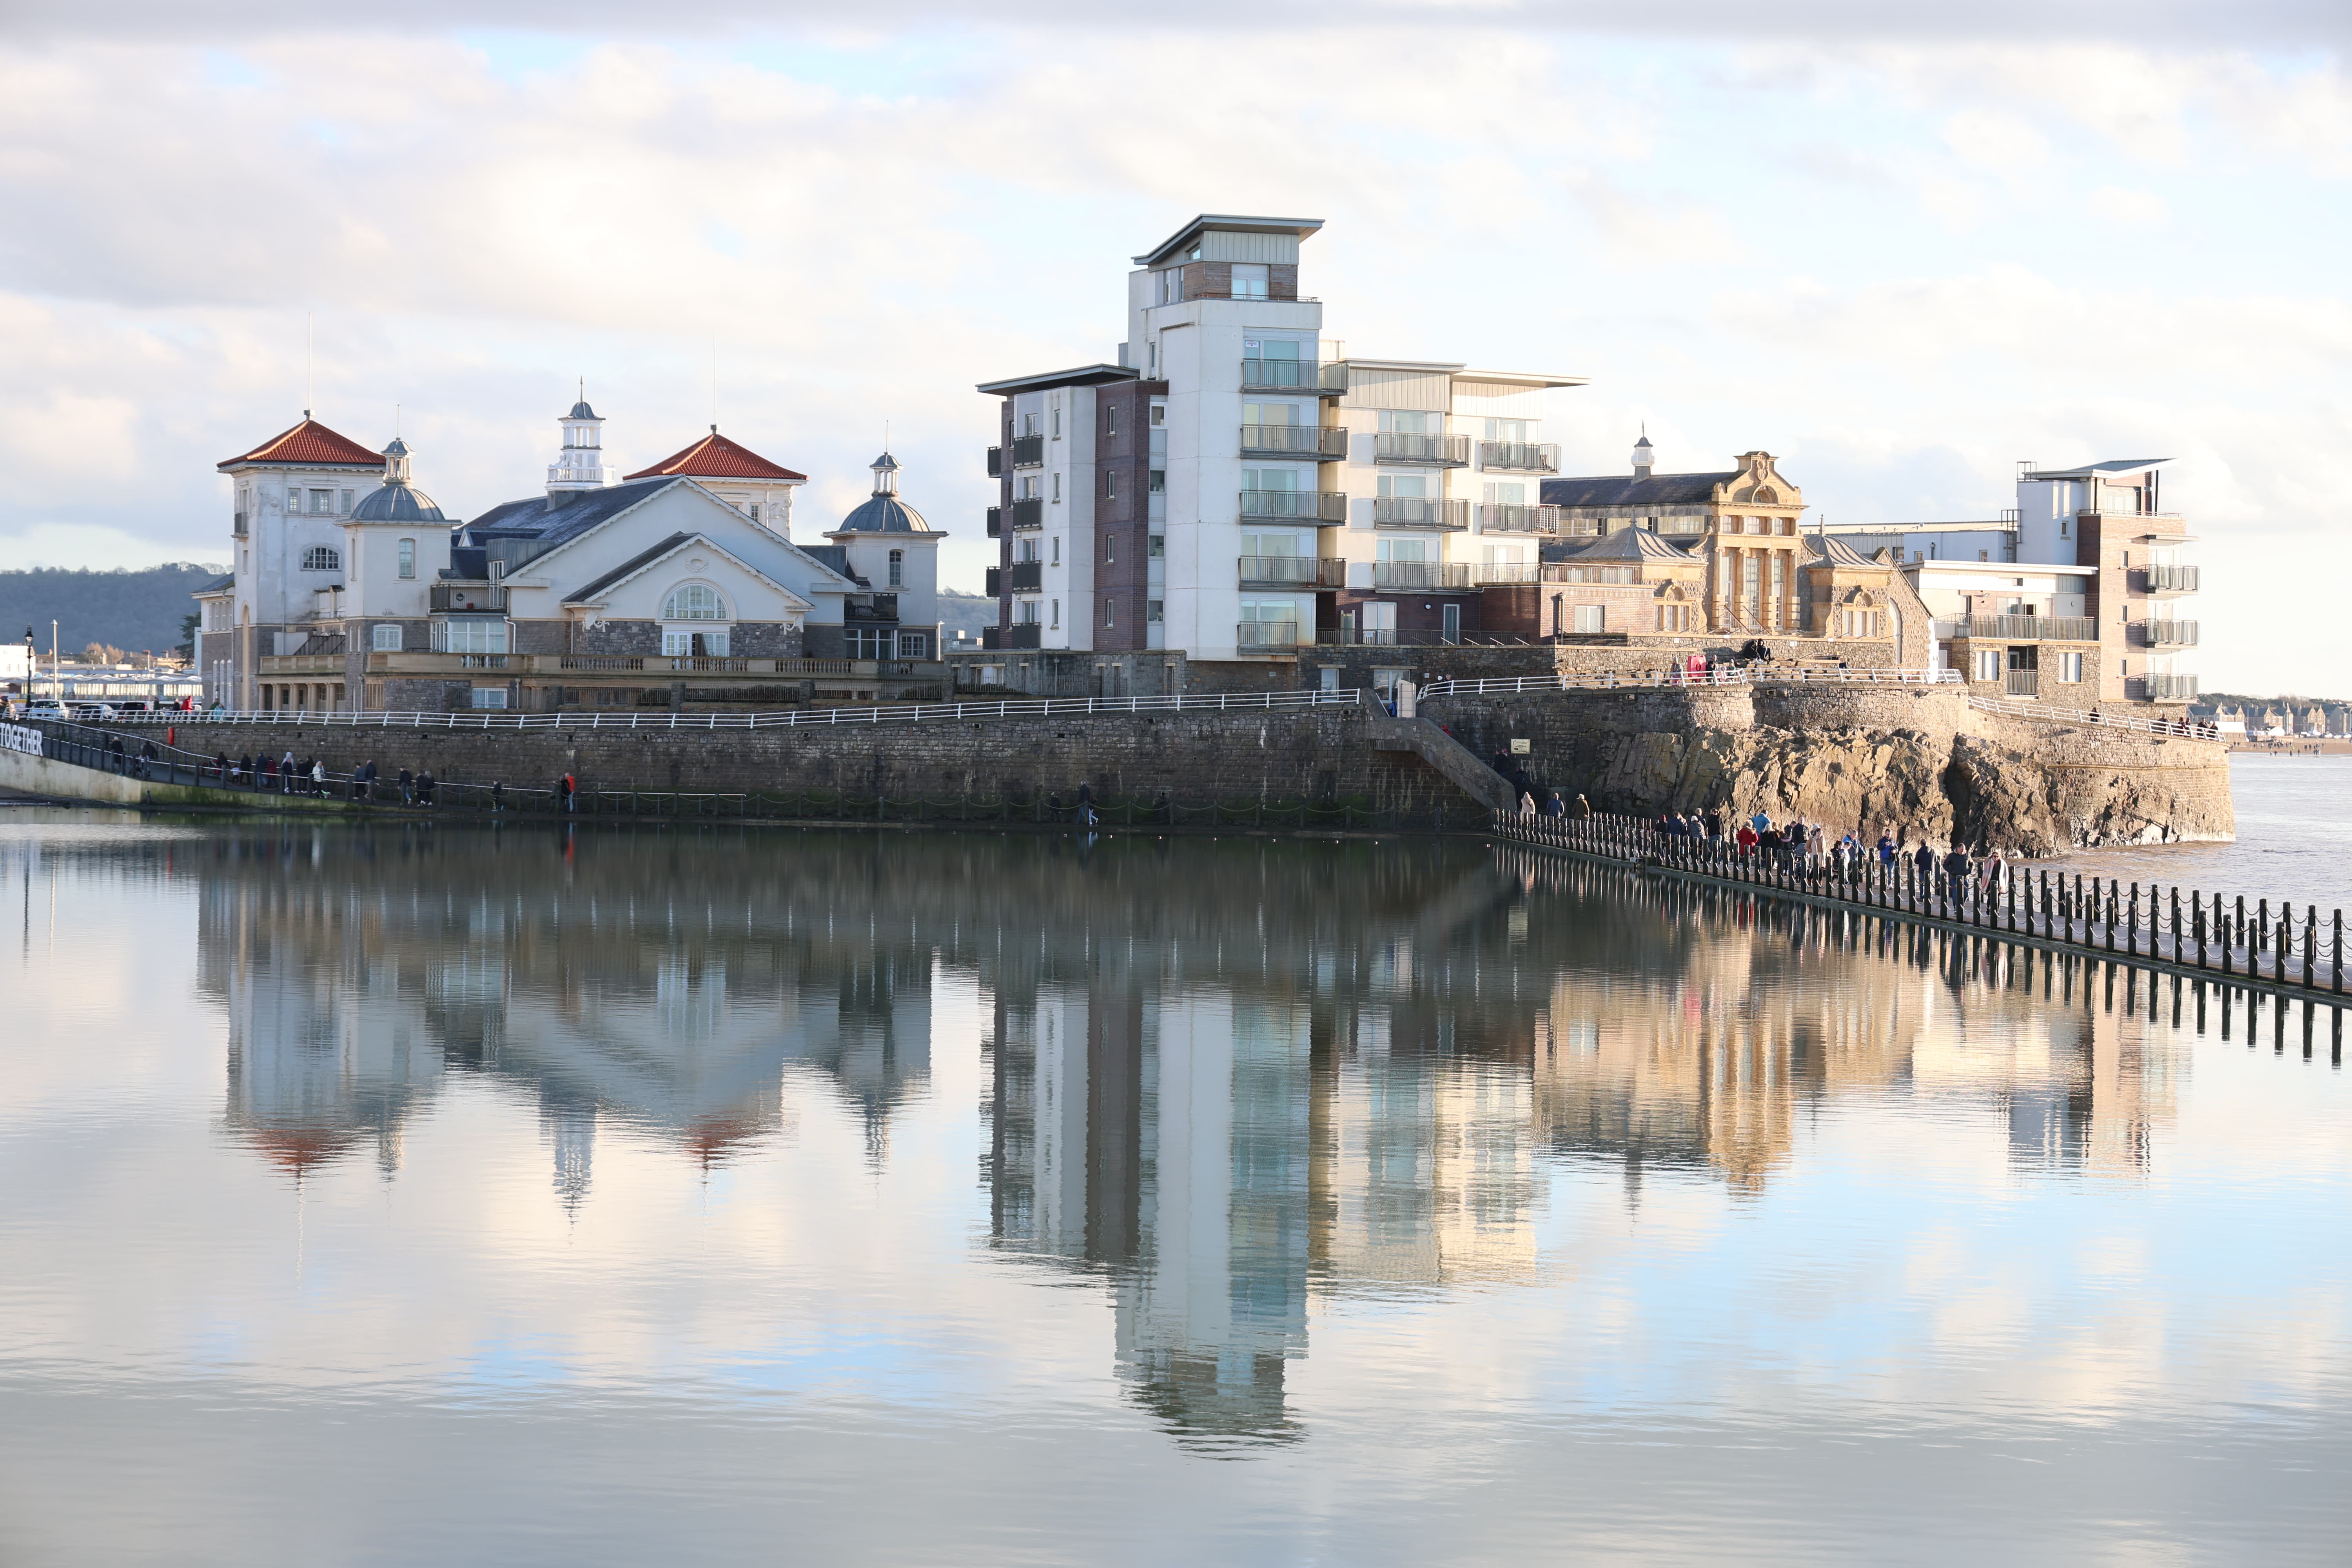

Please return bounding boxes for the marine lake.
[0,767,2346,1565]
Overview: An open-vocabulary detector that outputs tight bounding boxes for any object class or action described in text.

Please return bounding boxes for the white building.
[978,215,1584,659]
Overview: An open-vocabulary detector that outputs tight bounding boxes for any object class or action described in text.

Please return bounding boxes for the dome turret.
[832,452,935,534]
[352,437,447,523]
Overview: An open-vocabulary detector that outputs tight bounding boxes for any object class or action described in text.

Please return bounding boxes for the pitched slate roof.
[1563,526,1698,562]
[1805,532,1883,568]
[193,573,236,596]
[564,532,697,603]
[1542,471,1738,509]
[462,476,678,547]
[217,418,384,471]
[622,430,806,483]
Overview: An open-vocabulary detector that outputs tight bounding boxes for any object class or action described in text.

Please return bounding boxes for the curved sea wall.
[1422,686,2233,855]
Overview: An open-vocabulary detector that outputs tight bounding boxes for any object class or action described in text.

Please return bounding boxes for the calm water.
[0,812,2347,1566]
[2043,752,2352,915]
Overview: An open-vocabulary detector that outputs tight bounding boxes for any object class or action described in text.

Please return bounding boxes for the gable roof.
[622,430,806,483]
[463,476,679,547]
[218,418,384,471]
[1805,533,1884,568]
[1543,471,1738,510]
[192,574,236,597]
[561,531,813,613]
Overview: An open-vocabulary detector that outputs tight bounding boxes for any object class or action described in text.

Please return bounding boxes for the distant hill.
[0,564,228,658]
[936,591,995,637]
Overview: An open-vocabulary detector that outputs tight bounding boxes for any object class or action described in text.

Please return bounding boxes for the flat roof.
[2024,458,2169,480]
[1133,214,1324,269]
[1900,559,2091,576]
[975,363,1143,396]
[1342,359,1587,388]
[1826,520,2013,533]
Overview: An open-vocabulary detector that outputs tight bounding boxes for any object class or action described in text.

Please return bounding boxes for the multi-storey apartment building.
[1825,456,2197,705]
[976,215,1584,659]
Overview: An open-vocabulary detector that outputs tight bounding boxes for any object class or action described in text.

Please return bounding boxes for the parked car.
[71,702,117,720]
[24,699,71,721]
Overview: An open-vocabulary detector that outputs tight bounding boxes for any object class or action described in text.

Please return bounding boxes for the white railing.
[1416,667,1963,699]
[1968,694,2223,739]
[85,688,1365,732]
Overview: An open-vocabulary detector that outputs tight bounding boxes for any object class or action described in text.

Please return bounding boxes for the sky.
[0,4,2345,694]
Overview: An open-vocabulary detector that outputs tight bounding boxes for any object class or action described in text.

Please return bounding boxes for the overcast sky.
[1,6,2345,693]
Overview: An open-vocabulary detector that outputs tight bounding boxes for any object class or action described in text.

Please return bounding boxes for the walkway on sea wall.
[1492,810,2346,1004]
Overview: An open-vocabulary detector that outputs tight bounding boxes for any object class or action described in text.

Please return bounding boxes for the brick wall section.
[1091,380,1162,651]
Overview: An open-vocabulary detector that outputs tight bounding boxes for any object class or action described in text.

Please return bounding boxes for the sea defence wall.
[69,704,1495,817]
[1420,684,2234,853]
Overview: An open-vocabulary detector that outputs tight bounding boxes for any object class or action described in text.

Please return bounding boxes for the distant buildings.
[196,399,946,713]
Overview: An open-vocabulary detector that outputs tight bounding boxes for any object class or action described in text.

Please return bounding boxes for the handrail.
[1417,667,1962,697]
[66,688,1367,732]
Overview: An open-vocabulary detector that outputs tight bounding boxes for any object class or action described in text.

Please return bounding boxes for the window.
[1105,405,1118,435]
[1103,599,1115,627]
[1148,468,1164,493]
[1379,410,1441,435]
[371,624,403,652]
[1657,604,1690,632]
[887,549,904,588]
[1051,537,1061,566]
[434,619,508,654]
[897,631,926,659]
[1149,534,1165,557]
[339,490,354,513]
[749,504,760,523]
[397,539,416,579]
[309,489,333,515]
[1051,407,1062,438]
[301,546,341,571]
[1020,475,1039,500]
[662,629,730,656]
[1147,599,1163,622]
[1018,537,1038,563]
[1022,412,1039,437]
[1484,418,1529,442]
[1050,598,1060,629]
[662,583,727,620]
[470,686,509,710]
[2058,652,2084,682]
[1230,263,1269,299]
[1104,535,1116,563]
[1018,600,1040,624]
[1574,605,1605,633]
[1105,470,1118,499]
[1052,473,1062,503]
[1150,403,1165,426]
[1973,649,2002,683]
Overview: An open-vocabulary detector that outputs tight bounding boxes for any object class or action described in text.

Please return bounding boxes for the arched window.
[301,546,341,571]
[662,583,727,621]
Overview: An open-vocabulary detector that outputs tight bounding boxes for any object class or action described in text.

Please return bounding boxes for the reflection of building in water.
[196,830,937,1192]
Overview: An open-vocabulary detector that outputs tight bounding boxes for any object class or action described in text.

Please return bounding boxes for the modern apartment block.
[976,214,1584,659]
[1826,457,2197,705]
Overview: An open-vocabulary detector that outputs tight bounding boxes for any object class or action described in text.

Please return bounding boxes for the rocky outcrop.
[1422,686,2234,855]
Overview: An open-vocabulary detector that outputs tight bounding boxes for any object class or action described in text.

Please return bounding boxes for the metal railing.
[430,584,506,613]
[986,506,1002,537]
[2140,620,2199,647]
[1240,358,1347,395]
[1240,423,1349,459]
[2005,670,2038,697]
[987,446,1003,477]
[1373,433,1470,466]
[1236,621,1301,651]
[1315,629,1551,648]
[1371,497,1468,530]
[1476,503,1560,534]
[1491,811,2343,997]
[1371,561,1474,591]
[1932,615,2098,641]
[1968,691,2219,736]
[1239,489,1348,524]
[1471,563,1543,585]
[982,625,1042,651]
[1006,497,1044,530]
[1238,556,1347,588]
[1476,441,1559,473]
[1009,434,1045,467]
[2141,564,2200,594]
[1417,666,1963,697]
[1543,564,1637,584]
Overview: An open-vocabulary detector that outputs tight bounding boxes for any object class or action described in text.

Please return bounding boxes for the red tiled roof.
[623,430,806,483]
[217,418,384,471]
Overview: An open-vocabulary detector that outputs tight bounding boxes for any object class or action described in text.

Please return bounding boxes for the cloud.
[2087,184,2168,225]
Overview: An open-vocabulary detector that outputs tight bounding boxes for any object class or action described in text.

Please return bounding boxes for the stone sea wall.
[1422,685,2234,855]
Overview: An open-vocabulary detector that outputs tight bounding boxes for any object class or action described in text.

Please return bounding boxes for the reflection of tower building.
[541,1093,597,1212]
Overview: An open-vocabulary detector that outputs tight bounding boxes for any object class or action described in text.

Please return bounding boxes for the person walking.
[1076,780,1096,828]
[310,758,326,796]
[417,769,436,807]
[1735,821,1758,858]
[558,772,575,815]
[398,766,414,805]
[1749,808,1771,838]
[1572,793,1592,819]
[1911,840,1936,894]
[492,780,505,812]
[1543,791,1564,817]
[279,750,296,795]
[1942,844,1973,904]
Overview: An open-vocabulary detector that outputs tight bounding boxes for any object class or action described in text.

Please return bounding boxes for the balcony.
[1009,434,1045,468]
[1236,620,1301,652]
[986,505,1002,538]
[2139,619,2199,648]
[1371,561,1475,592]
[1932,614,2097,642]
[1373,433,1470,467]
[1371,497,1469,530]
[1543,563,1637,584]
[1477,441,1560,473]
[987,446,1003,478]
[1004,560,1043,593]
[2145,672,2200,702]
[1476,503,1560,534]
[2139,564,2201,595]
[1240,423,1349,460]
[1239,556,1347,590]
[430,584,507,613]
[982,624,1042,651]
[1239,488,1348,524]
[1471,562,1543,586]
[1240,358,1348,396]
[1006,497,1044,530]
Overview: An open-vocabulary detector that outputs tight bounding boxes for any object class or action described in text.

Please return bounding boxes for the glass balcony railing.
[1238,556,1347,589]
[2145,672,2199,701]
[1477,441,1559,473]
[1240,424,1349,459]
[2141,564,2201,595]
[1371,562,1474,592]
[1373,433,1470,466]
[1371,497,1468,530]
[1236,620,1301,651]
[1240,359,1348,396]
[1239,489,1348,523]
[1476,503,1559,534]
[2140,620,2199,648]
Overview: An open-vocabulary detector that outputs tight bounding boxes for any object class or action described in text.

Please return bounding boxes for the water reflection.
[156,824,2258,1457]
